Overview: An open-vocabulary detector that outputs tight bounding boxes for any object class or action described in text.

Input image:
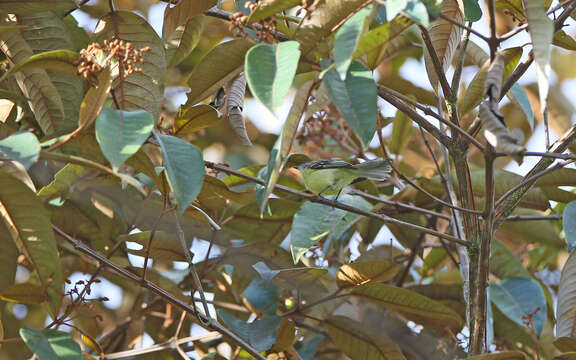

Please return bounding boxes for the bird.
[296,158,392,201]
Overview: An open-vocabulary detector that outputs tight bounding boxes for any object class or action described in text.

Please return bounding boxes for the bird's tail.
[353,159,392,180]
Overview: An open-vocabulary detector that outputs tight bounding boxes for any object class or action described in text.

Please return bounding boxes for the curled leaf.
[484,53,505,102]
[227,73,252,146]
[480,102,525,163]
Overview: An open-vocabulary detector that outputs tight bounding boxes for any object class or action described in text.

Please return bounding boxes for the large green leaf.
[259,80,315,212]
[557,250,576,338]
[525,0,554,113]
[0,16,66,136]
[92,11,166,119]
[351,283,464,333]
[20,327,81,360]
[185,39,254,106]
[245,41,301,112]
[0,171,62,315]
[153,132,205,215]
[95,109,154,171]
[490,277,547,337]
[324,316,406,360]
[334,6,371,79]
[563,201,576,251]
[323,60,377,147]
[0,1,76,14]
[291,194,372,263]
[0,132,40,169]
[218,311,282,352]
[490,239,530,279]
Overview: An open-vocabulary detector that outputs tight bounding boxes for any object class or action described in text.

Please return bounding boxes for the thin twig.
[205,161,469,245]
[52,226,267,360]
[438,15,489,42]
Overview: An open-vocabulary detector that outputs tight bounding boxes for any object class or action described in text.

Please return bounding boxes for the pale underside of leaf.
[423,0,463,92]
[557,250,576,338]
[525,0,554,113]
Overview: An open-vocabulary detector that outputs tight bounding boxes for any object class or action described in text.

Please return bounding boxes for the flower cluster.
[75,39,151,81]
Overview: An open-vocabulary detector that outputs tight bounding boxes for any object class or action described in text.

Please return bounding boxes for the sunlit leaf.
[77,66,112,130]
[95,109,154,171]
[337,260,400,287]
[247,0,301,23]
[174,104,221,135]
[153,132,205,215]
[386,0,430,25]
[20,327,81,360]
[323,60,377,147]
[245,41,301,112]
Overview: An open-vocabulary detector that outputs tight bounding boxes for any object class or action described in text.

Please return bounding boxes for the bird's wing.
[304,159,355,170]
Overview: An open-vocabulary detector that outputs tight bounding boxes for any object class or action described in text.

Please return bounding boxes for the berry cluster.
[229,1,279,43]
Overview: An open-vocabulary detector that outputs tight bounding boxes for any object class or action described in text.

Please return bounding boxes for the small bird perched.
[296,158,392,200]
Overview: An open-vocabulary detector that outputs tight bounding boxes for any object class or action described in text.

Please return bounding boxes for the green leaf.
[0,1,75,14]
[259,80,315,212]
[525,0,554,113]
[0,132,40,169]
[463,0,482,21]
[324,316,406,360]
[322,60,377,147]
[218,311,282,352]
[337,260,400,287]
[185,39,254,106]
[153,132,205,215]
[490,239,531,279]
[0,283,46,304]
[164,10,204,67]
[390,108,414,154]
[509,83,534,130]
[174,104,221,135]
[290,194,372,263]
[489,277,547,337]
[247,0,302,23]
[0,171,62,315]
[555,337,576,353]
[386,0,430,25]
[245,41,301,112]
[95,109,154,171]
[563,201,576,251]
[0,49,79,83]
[557,250,576,338]
[92,11,166,119]
[351,283,464,333]
[20,327,81,360]
[553,30,576,51]
[334,6,371,80]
